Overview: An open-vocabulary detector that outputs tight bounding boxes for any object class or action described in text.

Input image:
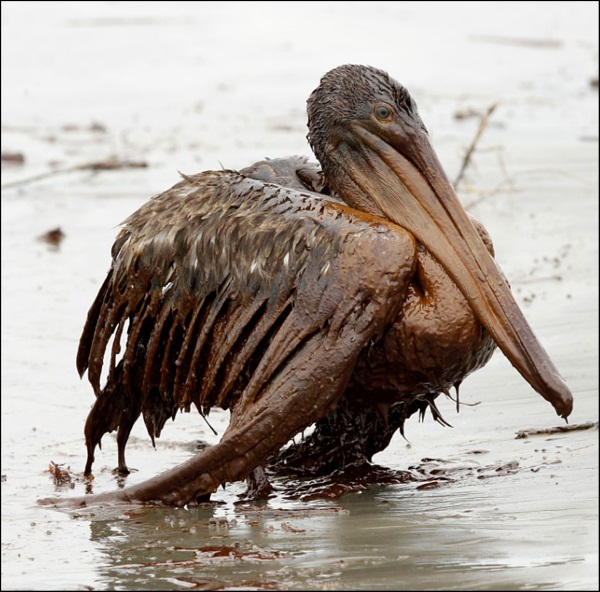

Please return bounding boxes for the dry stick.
[0,157,147,190]
[453,103,498,190]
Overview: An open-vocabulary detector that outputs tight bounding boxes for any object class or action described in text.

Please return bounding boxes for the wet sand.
[1,2,598,590]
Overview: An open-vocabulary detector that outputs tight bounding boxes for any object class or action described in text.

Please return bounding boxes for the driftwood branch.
[1,157,147,190]
[454,103,498,189]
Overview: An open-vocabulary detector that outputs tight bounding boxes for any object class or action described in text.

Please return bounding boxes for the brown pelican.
[45,64,573,507]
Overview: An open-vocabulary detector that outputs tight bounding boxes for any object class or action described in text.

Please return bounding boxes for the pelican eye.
[374,104,393,121]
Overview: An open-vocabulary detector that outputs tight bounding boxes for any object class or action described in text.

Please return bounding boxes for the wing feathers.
[78,169,412,459]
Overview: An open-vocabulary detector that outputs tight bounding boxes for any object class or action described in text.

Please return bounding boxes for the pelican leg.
[83,387,124,476]
[115,396,142,474]
[241,465,275,500]
[83,361,144,476]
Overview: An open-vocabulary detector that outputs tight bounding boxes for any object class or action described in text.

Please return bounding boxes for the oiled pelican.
[47,65,573,507]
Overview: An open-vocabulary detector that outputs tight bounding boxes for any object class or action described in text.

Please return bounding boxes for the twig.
[454,103,498,190]
[515,421,598,439]
[1,157,147,190]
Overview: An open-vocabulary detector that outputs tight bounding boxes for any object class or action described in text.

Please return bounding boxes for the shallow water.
[1,2,598,590]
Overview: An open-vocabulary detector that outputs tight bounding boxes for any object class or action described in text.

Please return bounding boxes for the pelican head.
[307,64,572,419]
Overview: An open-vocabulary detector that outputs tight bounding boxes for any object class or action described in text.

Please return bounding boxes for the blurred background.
[2,1,597,176]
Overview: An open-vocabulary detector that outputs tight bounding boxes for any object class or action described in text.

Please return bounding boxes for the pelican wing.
[77,166,416,481]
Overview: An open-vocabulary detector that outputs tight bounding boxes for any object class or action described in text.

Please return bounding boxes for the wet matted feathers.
[77,165,416,479]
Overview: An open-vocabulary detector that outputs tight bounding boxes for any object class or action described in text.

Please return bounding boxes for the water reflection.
[82,461,596,591]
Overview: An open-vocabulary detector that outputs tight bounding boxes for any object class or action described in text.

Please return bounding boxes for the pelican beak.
[342,119,573,419]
